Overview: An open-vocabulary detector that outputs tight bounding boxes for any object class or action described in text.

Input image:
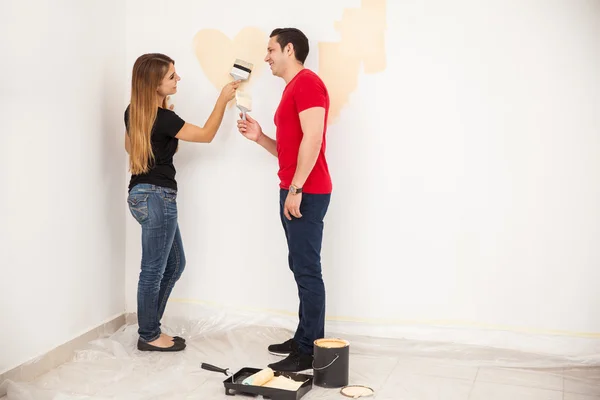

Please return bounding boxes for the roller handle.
[201,362,230,376]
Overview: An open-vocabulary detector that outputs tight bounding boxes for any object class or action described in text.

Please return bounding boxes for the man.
[237,27,332,372]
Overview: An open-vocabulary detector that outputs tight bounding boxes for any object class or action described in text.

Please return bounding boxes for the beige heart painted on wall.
[191,0,387,124]
[192,27,267,98]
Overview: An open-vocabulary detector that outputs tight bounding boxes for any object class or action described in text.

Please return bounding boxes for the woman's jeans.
[127,184,186,342]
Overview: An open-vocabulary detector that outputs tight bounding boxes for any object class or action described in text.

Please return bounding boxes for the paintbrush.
[235,90,252,120]
[230,59,253,81]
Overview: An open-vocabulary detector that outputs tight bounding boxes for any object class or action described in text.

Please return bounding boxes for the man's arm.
[237,113,277,156]
[291,107,326,188]
[257,133,278,157]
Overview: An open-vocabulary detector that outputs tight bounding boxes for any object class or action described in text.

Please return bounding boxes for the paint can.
[313,338,349,388]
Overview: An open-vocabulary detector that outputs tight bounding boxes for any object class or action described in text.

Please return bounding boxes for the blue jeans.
[280,189,331,355]
[127,184,186,342]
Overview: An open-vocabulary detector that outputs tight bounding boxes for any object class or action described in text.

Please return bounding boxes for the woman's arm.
[175,80,240,143]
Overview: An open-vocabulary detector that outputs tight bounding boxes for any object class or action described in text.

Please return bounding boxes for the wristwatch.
[289,184,303,195]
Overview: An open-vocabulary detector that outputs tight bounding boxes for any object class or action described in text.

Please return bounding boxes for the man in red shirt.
[237,27,332,372]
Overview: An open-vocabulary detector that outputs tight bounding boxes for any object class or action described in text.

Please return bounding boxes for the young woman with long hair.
[124,53,239,352]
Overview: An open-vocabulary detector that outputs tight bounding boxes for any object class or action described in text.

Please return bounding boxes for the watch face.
[290,186,296,194]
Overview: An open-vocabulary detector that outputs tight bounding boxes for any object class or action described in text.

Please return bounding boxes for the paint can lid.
[340,385,375,398]
[314,338,350,348]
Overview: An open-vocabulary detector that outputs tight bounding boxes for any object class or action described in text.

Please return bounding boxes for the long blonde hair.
[128,53,174,175]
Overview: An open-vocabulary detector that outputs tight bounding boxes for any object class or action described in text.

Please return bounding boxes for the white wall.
[124,0,600,352]
[0,0,126,373]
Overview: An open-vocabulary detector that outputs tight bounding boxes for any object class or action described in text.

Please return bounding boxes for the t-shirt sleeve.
[124,105,130,132]
[162,110,186,138]
[294,74,327,113]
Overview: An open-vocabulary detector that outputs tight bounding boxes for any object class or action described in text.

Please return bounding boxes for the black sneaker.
[268,338,297,356]
[268,352,313,372]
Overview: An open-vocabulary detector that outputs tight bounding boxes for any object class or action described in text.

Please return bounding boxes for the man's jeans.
[279,189,331,355]
[127,184,186,342]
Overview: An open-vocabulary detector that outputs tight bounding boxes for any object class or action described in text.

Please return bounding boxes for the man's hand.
[284,192,302,220]
[237,113,278,157]
[237,113,264,142]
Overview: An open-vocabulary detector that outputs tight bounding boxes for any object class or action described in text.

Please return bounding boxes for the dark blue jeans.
[127,184,186,343]
[280,189,331,355]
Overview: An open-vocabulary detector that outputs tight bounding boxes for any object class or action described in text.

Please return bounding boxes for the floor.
[2,318,599,399]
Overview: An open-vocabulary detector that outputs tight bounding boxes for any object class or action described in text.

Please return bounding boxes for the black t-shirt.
[124,105,186,191]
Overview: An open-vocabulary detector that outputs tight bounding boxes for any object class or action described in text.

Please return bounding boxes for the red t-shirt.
[274,69,332,194]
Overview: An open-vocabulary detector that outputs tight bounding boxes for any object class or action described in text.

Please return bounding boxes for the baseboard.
[324,320,600,363]
[0,313,126,397]
[163,301,600,363]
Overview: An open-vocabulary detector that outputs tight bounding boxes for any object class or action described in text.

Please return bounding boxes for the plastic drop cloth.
[2,304,600,399]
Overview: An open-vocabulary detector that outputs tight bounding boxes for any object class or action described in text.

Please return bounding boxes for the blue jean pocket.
[127,193,149,224]
[163,191,177,203]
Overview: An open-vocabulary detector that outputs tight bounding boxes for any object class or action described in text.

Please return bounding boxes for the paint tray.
[223,367,313,399]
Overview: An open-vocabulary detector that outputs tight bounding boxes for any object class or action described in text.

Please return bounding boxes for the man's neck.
[282,63,305,85]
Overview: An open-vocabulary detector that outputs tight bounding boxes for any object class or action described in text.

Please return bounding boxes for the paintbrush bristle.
[233,59,254,71]
[236,91,252,111]
[230,58,254,81]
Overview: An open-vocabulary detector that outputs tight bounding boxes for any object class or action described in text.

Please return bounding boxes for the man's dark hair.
[270,28,309,64]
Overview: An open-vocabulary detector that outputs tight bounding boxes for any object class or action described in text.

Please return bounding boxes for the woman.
[124,53,239,352]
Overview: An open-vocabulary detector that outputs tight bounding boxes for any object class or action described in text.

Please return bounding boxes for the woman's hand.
[219,80,241,104]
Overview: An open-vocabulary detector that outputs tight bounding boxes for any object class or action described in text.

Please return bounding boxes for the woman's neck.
[156,94,165,108]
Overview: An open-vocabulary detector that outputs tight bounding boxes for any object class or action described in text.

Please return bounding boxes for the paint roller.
[242,367,274,386]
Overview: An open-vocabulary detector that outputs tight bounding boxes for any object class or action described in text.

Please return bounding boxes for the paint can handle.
[312,354,340,370]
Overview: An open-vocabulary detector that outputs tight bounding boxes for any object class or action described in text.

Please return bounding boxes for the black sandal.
[137,339,186,352]
[173,336,186,343]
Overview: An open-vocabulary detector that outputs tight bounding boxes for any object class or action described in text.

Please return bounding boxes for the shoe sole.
[268,350,291,357]
[137,341,186,352]
[295,368,312,374]
[138,345,186,352]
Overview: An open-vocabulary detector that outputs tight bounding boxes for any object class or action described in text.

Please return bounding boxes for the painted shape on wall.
[192,0,387,123]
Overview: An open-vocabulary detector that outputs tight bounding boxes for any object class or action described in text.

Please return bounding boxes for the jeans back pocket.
[127,193,150,224]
